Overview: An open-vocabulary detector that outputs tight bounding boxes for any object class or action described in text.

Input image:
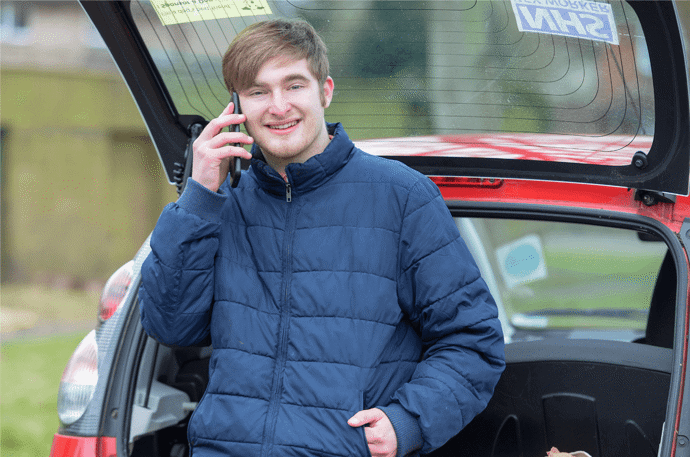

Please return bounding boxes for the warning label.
[151,0,272,26]
[511,0,618,45]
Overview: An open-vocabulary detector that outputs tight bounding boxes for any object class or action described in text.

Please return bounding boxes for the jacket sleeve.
[139,179,228,346]
[389,177,506,455]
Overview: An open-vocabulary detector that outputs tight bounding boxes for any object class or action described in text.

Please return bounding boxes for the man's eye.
[289,84,304,90]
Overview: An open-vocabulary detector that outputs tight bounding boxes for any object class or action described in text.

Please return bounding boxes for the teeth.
[270,121,298,130]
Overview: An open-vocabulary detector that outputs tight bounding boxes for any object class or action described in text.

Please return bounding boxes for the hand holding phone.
[191,95,253,193]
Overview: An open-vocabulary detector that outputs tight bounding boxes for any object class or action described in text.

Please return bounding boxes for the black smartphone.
[231,91,242,188]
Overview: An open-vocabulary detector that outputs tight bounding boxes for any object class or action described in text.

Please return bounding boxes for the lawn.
[468,218,669,331]
[1,332,87,457]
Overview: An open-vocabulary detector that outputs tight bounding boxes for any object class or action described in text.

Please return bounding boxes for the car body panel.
[430,177,690,232]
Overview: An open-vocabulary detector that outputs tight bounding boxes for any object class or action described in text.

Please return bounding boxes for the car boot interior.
[434,340,671,457]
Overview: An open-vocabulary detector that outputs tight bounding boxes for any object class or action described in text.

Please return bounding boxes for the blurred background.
[1,1,689,456]
[1,2,179,456]
[1,0,177,318]
[1,0,181,357]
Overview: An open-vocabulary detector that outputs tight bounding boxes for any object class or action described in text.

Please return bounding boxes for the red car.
[51,1,689,456]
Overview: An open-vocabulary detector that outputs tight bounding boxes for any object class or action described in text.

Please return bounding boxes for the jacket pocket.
[355,392,373,457]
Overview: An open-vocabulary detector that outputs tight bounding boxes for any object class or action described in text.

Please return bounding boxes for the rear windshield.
[129,0,654,166]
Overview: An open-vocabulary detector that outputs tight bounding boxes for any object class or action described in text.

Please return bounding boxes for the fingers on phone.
[216,145,252,161]
[212,132,252,147]
[221,101,235,116]
[204,115,241,139]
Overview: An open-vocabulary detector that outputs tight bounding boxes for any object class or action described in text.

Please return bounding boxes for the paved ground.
[2,283,102,341]
[1,308,94,341]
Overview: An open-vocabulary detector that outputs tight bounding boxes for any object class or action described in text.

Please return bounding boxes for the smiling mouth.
[268,120,299,130]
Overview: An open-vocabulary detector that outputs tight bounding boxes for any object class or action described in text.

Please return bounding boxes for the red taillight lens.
[98,261,134,322]
[50,434,116,457]
[430,176,503,188]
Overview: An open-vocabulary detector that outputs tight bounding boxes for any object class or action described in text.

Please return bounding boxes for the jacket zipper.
[261,188,295,456]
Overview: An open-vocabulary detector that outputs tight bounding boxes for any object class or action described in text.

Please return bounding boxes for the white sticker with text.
[150,0,272,26]
[511,0,618,45]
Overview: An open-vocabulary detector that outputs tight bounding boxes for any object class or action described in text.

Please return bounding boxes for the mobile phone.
[231,91,242,188]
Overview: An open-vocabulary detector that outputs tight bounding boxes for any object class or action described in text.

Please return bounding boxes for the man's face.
[238,57,334,173]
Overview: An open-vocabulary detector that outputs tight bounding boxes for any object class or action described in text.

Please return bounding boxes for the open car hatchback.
[51,1,690,457]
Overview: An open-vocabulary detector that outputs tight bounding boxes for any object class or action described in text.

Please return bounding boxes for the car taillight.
[50,434,117,457]
[430,176,503,188]
[98,261,134,322]
[57,330,98,425]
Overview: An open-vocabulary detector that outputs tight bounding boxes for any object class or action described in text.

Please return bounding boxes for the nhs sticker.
[511,0,619,45]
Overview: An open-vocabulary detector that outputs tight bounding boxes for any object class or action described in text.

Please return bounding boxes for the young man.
[139,19,505,457]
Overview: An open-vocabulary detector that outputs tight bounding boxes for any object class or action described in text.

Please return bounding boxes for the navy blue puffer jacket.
[139,123,505,457]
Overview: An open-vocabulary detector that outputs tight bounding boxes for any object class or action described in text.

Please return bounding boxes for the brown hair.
[222,19,329,94]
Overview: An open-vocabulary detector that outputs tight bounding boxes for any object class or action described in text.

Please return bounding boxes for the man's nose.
[268,91,290,115]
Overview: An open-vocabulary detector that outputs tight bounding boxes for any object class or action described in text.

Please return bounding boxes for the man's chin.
[257,142,303,163]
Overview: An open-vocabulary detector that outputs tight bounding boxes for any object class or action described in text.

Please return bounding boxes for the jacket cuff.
[176,178,227,223]
[378,403,423,457]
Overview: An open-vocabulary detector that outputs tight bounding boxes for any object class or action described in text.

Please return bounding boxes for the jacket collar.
[250,123,355,196]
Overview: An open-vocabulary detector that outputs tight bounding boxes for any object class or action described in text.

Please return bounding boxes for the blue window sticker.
[495,234,548,289]
[511,0,619,45]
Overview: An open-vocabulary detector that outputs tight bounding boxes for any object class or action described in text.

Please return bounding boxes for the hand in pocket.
[348,408,397,457]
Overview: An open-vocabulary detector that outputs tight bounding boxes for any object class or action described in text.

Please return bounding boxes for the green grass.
[1,332,87,457]
[503,250,664,330]
[484,220,669,330]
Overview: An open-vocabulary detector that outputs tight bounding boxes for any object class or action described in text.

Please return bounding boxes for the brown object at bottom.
[546,447,593,457]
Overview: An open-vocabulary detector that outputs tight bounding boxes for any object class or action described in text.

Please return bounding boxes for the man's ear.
[322,76,334,108]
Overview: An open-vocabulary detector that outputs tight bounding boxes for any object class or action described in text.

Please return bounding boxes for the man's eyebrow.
[250,73,311,88]
[282,74,310,83]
